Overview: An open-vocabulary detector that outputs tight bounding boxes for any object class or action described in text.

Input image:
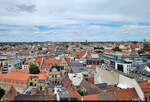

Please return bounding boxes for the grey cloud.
[7,4,36,13]
[16,4,36,13]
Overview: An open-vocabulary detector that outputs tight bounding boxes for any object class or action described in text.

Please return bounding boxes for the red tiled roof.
[107,85,120,92]
[107,86,139,100]
[84,76,94,84]
[35,58,62,67]
[103,49,114,54]
[62,76,81,100]
[91,65,97,69]
[131,50,137,54]
[81,49,93,53]
[68,89,81,100]
[65,58,70,65]
[145,51,150,54]
[29,74,48,80]
[130,44,140,48]
[70,52,85,58]
[66,49,71,53]
[11,69,29,74]
[24,62,32,65]
[3,71,29,81]
[1,86,19,101]
[0,69,48,87]
[83,94,99,101]
[115,88,139,100]
[138,81,150,98]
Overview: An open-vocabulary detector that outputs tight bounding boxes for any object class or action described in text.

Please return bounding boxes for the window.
[117,64,123,72]
[30,82,33,86]
[11,80,13,84]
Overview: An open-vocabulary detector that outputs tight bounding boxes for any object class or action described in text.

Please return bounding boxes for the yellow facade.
[119,45,127,50]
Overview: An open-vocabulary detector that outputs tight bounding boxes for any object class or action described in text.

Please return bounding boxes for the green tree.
[29,64,40,74]
[0,87,5,99]
[112,47,122,51]
[138,50,145,54]
[38,47,42,50]
[3,48,7,51]
[144,43,149,48]
[94,47,104,50]
[24,47,28,50]
[138,43,150,54]
[132,41,138,44]
[99,47,104,50]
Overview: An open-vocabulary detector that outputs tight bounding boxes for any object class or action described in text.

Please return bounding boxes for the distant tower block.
[85,40,88,44]
[144,39,146,44]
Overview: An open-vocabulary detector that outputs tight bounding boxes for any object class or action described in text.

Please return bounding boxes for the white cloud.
[0,0,150,41]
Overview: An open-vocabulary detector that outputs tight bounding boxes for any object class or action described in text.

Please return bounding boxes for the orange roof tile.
[65,58,70,65]
[35,58,62,67]
[71,52,85,58]
[115,88,139,100]
[24,62,32,65]
[107,85,120,92]
[4,72,29,81]
[107,86,139,100]
[138,81,150,98]
[83,94,99,101]
[103,49,114,54]
[91,65,97,69]
[1,86,19,101]
[130,44,140,48]
[29,74,48,80]
[84,76,94,84]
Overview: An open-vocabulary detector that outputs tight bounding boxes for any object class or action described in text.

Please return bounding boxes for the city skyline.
[0,0,150,42]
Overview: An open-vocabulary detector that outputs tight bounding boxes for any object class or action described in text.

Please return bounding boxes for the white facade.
[68,73,83,86]
[115,62,131,74]
[91,54,99,58]
[119,75,145,101]
[22,65,29,69]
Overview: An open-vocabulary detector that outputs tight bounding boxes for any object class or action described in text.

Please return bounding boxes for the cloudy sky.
[0,0,150,42]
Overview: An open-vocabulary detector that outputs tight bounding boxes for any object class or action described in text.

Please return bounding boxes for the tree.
[24,47,28,50]
[132,41,138,44]
[99,47,104,50]
[29,64,40,74]
[38,47,42,51]
[138,50,145,54]
[0,87,5,99]
[3,48,7,51]
[112,47,122,51]
[138,43,150,54]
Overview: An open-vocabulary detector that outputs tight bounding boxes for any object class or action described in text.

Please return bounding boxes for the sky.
[0,0,150,42]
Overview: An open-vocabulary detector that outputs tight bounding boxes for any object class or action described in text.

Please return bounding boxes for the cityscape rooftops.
[8,60,23,65]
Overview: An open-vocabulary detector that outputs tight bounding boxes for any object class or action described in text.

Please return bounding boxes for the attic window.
[73,75,76,78]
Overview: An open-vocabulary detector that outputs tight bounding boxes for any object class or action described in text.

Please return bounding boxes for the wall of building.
[94,72,102,84]
[115,62,131,74]
[119,75,145,100]
[0,84,25,93]
[96,68,119,85]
